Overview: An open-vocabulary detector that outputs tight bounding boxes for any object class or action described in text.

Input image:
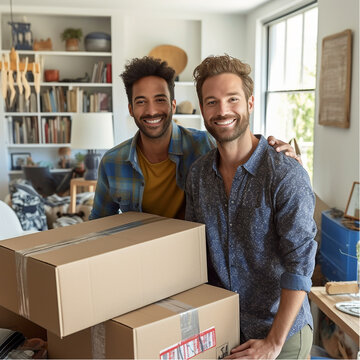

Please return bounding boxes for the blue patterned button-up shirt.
[90,122,214,219]
[185,135,317,341]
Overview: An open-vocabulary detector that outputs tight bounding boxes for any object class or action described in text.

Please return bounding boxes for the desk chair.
[23,167,73,197]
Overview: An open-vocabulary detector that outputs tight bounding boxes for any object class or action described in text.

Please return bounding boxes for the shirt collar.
[168,122,183,156]
[243,135,267,176]
[211,134,267,177]
[127,131,140,164]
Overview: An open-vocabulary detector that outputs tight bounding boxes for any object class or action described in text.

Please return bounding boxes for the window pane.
[265,91,315,179]
[268,21,285,91]
[285,14,303,90]
[303,7,318,88]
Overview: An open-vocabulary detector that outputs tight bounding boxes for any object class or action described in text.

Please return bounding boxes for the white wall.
[313,0,359,210]
[246,0,359,210]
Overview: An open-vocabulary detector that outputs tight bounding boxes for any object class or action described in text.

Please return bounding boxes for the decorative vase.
[65,38,79,51]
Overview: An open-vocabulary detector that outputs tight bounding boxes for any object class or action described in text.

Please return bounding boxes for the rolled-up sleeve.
[274,166,318,292]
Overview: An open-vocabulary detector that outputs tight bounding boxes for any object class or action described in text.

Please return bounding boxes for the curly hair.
[121,56,176,105]
[193,54,254,105]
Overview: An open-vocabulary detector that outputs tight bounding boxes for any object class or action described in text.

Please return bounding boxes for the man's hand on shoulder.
[225,338,282,360]
[267,136,303,166]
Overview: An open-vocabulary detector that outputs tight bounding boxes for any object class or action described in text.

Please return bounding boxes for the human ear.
[128,103,134,117]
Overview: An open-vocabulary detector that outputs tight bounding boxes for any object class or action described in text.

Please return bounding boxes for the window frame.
[263,1,318,135]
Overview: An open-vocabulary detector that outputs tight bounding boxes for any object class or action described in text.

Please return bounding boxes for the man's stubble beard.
[205,111,250,144]
[134,109,173,140]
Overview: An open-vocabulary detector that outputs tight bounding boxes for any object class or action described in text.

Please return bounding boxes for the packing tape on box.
[89,299,200,359]
[157,298,200,340]
[14,216,163,319]
[91,323,106,359]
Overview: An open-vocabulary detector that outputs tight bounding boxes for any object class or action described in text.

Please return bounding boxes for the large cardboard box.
[47,284,240,359]
[0,212,207,338]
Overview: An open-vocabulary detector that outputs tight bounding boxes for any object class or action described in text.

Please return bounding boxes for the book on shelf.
[90,61,110,83]
[10,116,39,144]
[106,63,112,83]
[91,63,98,83]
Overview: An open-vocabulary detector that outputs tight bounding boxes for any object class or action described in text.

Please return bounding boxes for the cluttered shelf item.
[0,47,41,111]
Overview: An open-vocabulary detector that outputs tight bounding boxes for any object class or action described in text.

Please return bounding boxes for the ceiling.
[0,0,272,14]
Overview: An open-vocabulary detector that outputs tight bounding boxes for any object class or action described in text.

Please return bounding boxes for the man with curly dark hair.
[90,56,298,220]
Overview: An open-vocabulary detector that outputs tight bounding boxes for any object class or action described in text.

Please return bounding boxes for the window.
[265,4,318,180]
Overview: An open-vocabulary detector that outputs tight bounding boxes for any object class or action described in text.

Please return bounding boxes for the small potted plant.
[61,28,83,51]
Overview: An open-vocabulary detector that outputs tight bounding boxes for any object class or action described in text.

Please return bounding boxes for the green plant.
[61,28,83,41]
[74,152,85,164]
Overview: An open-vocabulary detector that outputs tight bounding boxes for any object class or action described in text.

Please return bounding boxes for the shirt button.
[229,223,233,227]
[231,200,234,204]
[225,203,227,207]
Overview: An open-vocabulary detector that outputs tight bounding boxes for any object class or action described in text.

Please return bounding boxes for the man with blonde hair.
[186,55,317,359]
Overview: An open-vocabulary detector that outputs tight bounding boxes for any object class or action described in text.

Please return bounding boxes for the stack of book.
[41,87,111,113]
[10,116,39,144]
[40,116,71,144]
[90,61,112,83]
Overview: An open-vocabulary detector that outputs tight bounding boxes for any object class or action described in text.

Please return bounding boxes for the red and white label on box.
[160,327,216,360]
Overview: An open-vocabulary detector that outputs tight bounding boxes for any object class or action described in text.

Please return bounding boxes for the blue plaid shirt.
[90,122,214,219]
[185,135,317,341]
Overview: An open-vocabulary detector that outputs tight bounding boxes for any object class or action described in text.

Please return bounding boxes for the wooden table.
[309,286,359,343]
[69,178,97,213]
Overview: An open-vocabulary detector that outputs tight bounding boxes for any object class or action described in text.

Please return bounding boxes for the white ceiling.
[0,0,272,14]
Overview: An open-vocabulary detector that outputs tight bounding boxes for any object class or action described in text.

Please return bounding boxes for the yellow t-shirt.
[137,146,185,219]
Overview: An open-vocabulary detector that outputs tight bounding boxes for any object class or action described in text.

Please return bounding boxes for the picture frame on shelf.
[344,181,360,221]
[11,152,31,170]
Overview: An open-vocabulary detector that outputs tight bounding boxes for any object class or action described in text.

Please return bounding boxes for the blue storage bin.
[320,210,359,281]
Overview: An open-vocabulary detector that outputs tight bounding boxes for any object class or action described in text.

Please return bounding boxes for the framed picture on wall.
[11,152,31,170]
[319,29,352,128]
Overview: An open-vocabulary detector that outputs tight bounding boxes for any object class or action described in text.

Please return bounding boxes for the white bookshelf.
[0,12,113,175]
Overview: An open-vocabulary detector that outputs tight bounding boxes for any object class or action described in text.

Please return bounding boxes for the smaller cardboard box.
[47,284,240,359]
[0,212,207,338]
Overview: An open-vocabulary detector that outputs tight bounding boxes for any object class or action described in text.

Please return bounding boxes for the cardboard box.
[0,212,207,338]
[0,305,46,340]
[47,284,240,359]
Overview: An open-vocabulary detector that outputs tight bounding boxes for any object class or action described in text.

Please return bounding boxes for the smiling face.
[129,76,176,140]
[201,73,254,144]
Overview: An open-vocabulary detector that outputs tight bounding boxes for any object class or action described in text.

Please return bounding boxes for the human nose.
[144,101,157,115]
[217,100,229,116]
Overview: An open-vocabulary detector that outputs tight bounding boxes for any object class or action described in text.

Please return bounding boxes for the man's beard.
[205,111,250,144]
[134,110,173,139]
